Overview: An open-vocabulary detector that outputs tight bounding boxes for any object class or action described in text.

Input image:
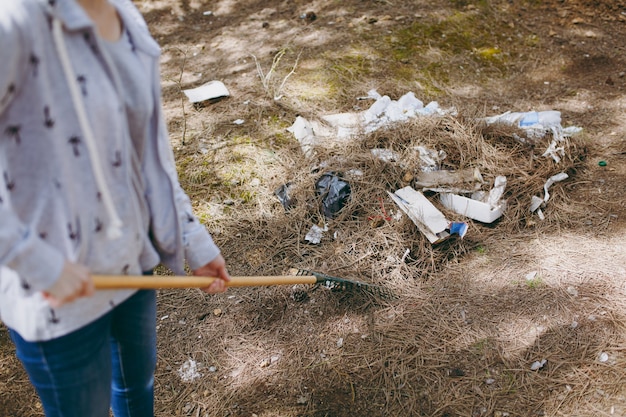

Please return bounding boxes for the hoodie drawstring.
[51,17,123,240]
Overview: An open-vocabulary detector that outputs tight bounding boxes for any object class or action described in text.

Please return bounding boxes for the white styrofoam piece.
[439,193,505,224]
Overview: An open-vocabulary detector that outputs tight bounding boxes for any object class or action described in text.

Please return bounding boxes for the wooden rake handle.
[93,274,317,289]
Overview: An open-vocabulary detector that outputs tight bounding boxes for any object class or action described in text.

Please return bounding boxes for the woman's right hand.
[42,261,94,307]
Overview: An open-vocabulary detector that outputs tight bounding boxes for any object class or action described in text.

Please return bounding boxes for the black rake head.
[295,269,396,299]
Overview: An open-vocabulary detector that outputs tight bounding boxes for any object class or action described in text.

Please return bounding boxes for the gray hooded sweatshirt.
[0,0,220,341]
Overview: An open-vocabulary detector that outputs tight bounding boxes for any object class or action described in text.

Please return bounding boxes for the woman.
[0,0,230,415]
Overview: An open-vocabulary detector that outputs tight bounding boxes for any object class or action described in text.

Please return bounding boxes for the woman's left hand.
[192,254,231,294]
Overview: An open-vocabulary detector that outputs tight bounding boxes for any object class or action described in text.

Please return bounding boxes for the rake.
[93,269,394,299]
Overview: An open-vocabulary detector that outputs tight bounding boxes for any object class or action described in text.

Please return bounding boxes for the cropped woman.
[0,0,230,415]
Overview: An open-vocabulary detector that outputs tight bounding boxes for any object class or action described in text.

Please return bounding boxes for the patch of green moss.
[231,135,253,146]
[449,0,490,10]
[272,131,294,147]
[476,46,502,61]
[524,34,540,47]
[320,51,376,97]
[386,9,512,81]
[238,189,256,204]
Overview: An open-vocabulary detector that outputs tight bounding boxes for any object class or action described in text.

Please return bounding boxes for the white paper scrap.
[183,80,230,103]
[543,172,569,202]
[487,176,507,208]
[388,186,450,244]
[530,359,547,371]
[178,359,202,382]
[305,224,328,245]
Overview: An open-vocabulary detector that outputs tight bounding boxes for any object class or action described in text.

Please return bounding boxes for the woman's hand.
[42,261,94,307]
[192,254,231,294]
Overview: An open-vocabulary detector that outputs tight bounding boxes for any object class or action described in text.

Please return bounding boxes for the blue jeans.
[9,290,157,417]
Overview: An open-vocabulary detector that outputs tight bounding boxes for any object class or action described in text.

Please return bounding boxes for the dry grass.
[149,106,626,416]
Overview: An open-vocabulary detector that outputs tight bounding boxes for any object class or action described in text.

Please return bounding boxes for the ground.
[2,0,626,416]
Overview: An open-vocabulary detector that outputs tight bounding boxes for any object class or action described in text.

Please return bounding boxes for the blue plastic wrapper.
[448,221,468,238]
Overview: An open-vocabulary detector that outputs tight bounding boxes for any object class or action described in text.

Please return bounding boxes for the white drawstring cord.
[51,17,123,240]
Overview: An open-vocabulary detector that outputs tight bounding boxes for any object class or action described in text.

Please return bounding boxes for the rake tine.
[294,268,395,299]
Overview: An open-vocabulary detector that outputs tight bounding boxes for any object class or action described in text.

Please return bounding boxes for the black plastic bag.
[274,183,296,211]
[315,172,351,219]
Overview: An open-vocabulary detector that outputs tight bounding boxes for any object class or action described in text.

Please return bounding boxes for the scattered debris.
[178,359,202,382]
[371,148,401,163]
[525,271,538,281]
[296,393,311,405]
[388,186,467,243]
[530,359,547,371]
[305,224,328,245]
[530,173,569,219]
[439,176,506,224]
[414,167,482,189]
[275,183,296,210]
[315,172,351,219]
[416,145,448,172]
[484,110,582,163]
[182,80,230,103]
[287,90,454,158]
[448,368,465,377]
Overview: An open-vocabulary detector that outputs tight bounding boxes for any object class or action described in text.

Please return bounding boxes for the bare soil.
[2,0,626,416]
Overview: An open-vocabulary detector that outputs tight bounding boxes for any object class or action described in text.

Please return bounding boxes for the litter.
[530,172,569,219]
[415,146,447,172]
[525,271,538,281]
[440,193,505,224]
[182,80,230,103]
[371,148,401,163]
[178,359,202,382]
[439,176,507,223]
[484,110,561,133]
[483,110,582,163]
[286,116,318,158]
[542,172,568,203]
[315,172,351,219]
[305,224,327,245]
[388,186,467,244]
[530,359,547,371]
[414,167,483,189]
[287,90,455,158]
[274,183,296,211]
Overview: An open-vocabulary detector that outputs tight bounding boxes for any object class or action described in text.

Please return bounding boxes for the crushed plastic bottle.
[484,110,561,130]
